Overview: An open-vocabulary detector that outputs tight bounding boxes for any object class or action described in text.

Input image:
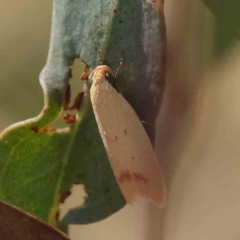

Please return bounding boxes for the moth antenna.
[99,50,103,65]
[115,55,124,79]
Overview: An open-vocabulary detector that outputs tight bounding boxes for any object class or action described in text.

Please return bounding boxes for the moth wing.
[91,83,166,207]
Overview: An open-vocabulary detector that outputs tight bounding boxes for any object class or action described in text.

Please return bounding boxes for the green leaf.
[0,0,166,225]
[202,0,240,56]
[0,93,125,225]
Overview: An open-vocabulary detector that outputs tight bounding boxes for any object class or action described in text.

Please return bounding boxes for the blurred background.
[1,1,240,239]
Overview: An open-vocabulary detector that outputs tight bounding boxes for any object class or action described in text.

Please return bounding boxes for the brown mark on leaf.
[118,170,132,184]
[64,85,71,110]
[80,72,89,80]
[60,191,71,204]
[42,127,56,133]
[43,108,48,113]
[80,62,89,80]
[113,9,117,14]
[63,113,76,124]
[30,126,38,133]
[69,92,84,110]
[133,172,148,184]
[63,113,70,120]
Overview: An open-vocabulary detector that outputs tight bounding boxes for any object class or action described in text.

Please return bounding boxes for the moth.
[89,62,166,207]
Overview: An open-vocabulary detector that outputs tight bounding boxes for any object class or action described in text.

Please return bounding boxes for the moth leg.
[112,55,124,92]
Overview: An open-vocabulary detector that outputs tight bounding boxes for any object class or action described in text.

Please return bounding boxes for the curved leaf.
[0,0,166,225]
[0,201,70,240]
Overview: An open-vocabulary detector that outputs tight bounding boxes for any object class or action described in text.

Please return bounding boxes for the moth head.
[90,65,116,86]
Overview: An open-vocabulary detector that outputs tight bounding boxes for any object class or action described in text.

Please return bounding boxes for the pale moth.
[89,60,166,207]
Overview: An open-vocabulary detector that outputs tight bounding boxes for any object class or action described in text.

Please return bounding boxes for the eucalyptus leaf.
[0,0,166,225]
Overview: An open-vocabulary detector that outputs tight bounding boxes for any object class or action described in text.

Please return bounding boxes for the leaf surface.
[0,0,166,225]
